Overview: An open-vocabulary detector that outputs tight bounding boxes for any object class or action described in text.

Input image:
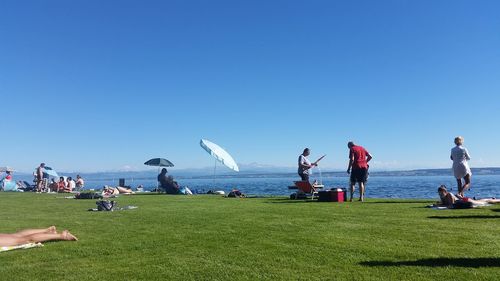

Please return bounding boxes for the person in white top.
[298,148,317,182]
[450,136,471,197]
[66,177,76,193]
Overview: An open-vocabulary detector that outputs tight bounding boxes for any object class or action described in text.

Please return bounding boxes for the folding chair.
[293,181,323,200]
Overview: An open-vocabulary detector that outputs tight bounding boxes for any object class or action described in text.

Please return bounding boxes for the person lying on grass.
[437,185,500,208]
[0,226,77,247]
[102,186,134,197]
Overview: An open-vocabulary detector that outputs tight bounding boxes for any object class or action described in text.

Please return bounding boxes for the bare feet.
[47,226,57,234]
[62,230,78,241]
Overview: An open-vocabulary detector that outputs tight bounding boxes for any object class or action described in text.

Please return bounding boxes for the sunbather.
[437,185,500,208]
[102,186,134,197]
[116,186,134,194]
[0,226,77,247]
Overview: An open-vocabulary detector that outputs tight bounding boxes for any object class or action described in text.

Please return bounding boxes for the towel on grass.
[1,243,43,252]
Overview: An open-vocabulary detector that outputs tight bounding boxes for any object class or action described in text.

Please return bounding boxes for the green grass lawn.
[0,193,499,281]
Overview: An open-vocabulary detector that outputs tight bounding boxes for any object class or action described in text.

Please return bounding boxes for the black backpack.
[96,200,116,211]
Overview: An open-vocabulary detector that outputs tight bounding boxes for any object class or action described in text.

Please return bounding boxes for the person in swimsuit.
[437,185,500,208]
[451,136,472,197]
[36,163,46,192]
[57,177,68,193]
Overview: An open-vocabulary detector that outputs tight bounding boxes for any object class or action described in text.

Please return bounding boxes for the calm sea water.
[71,174,500,199]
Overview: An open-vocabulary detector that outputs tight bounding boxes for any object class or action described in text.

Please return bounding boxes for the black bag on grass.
[75,192,103,199]
[96,200,116,211]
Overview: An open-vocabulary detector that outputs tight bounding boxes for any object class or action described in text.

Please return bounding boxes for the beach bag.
[228,190,244,198]
[96,200,116,211]
[75,192,103,199]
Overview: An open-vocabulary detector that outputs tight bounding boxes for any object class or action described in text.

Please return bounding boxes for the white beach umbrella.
[200,139,239,172]
[200,139,239,188]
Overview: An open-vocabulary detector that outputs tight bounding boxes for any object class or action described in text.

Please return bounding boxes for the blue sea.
[29,174,499,199]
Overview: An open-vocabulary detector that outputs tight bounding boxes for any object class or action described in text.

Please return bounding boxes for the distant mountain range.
[11,165,500,181]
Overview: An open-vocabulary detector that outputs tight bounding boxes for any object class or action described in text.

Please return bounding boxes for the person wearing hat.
[157,168,179,194]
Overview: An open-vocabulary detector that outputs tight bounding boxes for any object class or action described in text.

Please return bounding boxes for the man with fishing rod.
[298,148,326,182]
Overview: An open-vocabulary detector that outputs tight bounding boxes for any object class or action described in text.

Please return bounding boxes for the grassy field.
[0,193,499,281]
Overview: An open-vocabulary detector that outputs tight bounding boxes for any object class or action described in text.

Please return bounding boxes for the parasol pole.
[157,166,160,193]
[213,159,217,189]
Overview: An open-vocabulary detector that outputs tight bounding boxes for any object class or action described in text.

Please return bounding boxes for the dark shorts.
[350,168,368,184]
[298,172,309,182]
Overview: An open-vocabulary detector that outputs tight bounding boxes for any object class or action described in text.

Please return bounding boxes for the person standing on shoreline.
[36,163,45,192]
[347,141,372,202]
[451,136,471,197]
[298,148,317,182]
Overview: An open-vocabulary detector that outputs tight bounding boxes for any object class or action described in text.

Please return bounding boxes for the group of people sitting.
[157,168,192,195]
[47,175,85,193]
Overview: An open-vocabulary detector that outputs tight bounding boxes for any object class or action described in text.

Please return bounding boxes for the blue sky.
[1,0,499,173]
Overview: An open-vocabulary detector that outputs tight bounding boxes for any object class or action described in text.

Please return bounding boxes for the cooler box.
[318,189,345,202]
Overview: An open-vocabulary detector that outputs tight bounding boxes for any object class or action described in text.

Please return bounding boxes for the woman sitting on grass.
[0,226,77,247]
[58,177,70,193]
[437,185,500,208]
[157,168,192,195]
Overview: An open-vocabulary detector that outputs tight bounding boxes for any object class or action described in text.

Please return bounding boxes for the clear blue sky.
[1,0,499,173]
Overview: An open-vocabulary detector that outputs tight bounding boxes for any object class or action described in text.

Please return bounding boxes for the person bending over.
[0,226,77,247]
[347,141,372,202]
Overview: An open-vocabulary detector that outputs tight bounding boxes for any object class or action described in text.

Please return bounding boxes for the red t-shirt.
[349,145,369,169]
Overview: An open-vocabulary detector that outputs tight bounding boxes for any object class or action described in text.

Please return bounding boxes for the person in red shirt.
[57,177,68,193]
[347,141,372,202]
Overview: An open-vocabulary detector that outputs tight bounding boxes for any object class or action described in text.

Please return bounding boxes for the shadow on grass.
[491,209,500,213]
[428,215,500,219]
[266,199,317,204]
[362,201,429,204]
[360,257,500,268]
